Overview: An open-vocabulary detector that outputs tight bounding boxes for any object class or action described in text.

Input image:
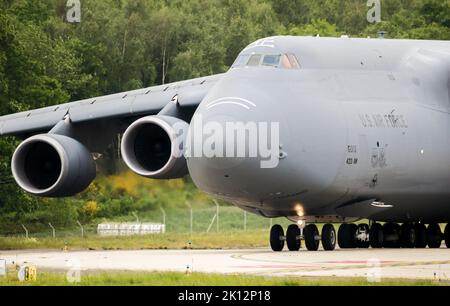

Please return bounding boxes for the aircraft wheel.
[270,224,285,252]
[370,223,384,248]
[321,224,336,251]
[338,223,357,249]
[445,224,450,248]
[304,224,320,251]
[286,224,301,251]
[427,223,442,249]
[414,223,427,248]
[383,223,401,248]
[357,224,370,248]
[400,223,416,248]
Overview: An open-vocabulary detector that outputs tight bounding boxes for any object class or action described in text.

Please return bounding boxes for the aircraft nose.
[186,104,261,172]
[187,101,260,169]
[185,93,287,201]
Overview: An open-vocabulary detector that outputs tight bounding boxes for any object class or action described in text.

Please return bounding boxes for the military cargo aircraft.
[1,36,450,251]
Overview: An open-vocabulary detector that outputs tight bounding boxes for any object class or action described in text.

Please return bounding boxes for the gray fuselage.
[187,36,450,224]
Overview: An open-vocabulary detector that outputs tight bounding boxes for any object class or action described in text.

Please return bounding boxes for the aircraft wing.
[0,73,223,137]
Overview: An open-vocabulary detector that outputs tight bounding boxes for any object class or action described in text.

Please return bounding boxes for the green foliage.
[0,0,448,232]
[280,19,343,37]
[0,271,440,286]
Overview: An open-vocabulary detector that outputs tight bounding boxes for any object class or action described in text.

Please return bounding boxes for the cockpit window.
[287,54,301,69]
[232,53,300,69]
[281,54,292,69]
[262,55,281,67]
[232,54,250,68]
[247,54,262,66]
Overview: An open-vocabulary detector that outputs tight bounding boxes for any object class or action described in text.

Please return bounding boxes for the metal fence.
[0,204,293,239]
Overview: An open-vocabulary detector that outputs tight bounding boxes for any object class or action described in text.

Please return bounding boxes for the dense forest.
[0,0,449,232]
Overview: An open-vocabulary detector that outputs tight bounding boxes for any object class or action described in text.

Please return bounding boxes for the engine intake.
[12,134,96,197]
[121,116,189,179]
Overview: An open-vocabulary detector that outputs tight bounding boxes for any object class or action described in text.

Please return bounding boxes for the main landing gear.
[269,222,450,252]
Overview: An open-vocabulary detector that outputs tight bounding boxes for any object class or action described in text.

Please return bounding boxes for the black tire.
[270,224,285,252]
[370,223,384,248]
[321,224,336,251]
[414,223,427,248]
[338,224,346,248]
[304,224,320,251]
[445,224,450,248]
[286,224,301,251]
[427,223,442,249]
[338,224,357,249]
[400,223,416,248]
[357,224,370,248]
[383,223,401,248]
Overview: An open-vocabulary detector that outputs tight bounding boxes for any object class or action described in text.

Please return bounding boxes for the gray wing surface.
[0,74,223,137]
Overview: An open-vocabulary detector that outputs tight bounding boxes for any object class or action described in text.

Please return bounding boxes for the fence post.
[21,224,29,239]
[213,200,220,232]
[132,212,140,223]
[48,223,56,238]
[76,220,84,238]
[206,214,217,233]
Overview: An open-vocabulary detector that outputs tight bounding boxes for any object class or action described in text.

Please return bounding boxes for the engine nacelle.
[121,116,189,179]
[11,134,96,197]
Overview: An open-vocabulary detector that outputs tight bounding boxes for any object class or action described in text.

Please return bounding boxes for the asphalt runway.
[1,248,450,280]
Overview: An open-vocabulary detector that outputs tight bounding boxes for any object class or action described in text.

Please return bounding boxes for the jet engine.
[11,134,96,197]
[121,116,189,179]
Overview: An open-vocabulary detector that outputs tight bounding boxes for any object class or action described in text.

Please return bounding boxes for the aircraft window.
[232,54,250,68]
[231,53,300,69]
[287,54,301,69]
[262,55,281,67]
[281,55,293,69]
[247,54,262,66]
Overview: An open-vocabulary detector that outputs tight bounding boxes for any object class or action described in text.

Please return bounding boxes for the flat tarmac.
[1,248,450,280]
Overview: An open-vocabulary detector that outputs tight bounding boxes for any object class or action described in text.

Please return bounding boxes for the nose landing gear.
[369,223,384,248]
[444,224,450,249]
[286,224,301,251]
[270,223,337,252]
[426,224,443,249]
[304,224,320,251]
[338,223,358,249]
[382,223,401,248]
[400,223,416,248]
[414,223,427,248]
[321,224,337,251]
[269,224,285,252]
[356,224,371,248]
[445,224,450,248]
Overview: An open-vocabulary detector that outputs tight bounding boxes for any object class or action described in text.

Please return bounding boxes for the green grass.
[0,230,269,251]
[0,205,294,239]
[0,206,294,251]
[0,271,444,286]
